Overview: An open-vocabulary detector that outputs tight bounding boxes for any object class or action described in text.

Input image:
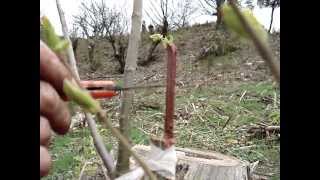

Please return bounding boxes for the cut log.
[132,145,250,180]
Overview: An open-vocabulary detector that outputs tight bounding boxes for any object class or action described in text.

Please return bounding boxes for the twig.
[56,0,80,78]
[55,0,115,176]
[222,114,233,129]
[273,92,277,108]
[228,0,280,85]
[97,111,157,180]
[239,90,247,103]
[78,161,91,180]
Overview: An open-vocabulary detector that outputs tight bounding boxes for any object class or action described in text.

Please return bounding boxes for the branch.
[228,1,280,84]
[56,0,80,78]
[55,0,115,176]
[163,44,177,148]
[97,111,156,180]
[116,0,153,177]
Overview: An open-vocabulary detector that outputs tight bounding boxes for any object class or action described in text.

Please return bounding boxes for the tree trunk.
[133,145,250,180]
[216,6,222,28]
[88,43,95,63]
[216,0,225,29]
[72,38,78,59]
[140,41,160,66]
[268,6,275,33]
[116,0,143,177]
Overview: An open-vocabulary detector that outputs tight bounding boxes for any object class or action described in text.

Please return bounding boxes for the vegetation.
[41,0,280,179]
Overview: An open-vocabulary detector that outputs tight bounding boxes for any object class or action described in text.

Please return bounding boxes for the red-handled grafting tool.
[79,80,167,100]
[80,80,119,99]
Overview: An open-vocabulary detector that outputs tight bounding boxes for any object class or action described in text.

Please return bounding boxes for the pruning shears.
[80,80,166,99]
[80,80,119,99]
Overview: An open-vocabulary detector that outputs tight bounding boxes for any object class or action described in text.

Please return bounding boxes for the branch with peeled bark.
[163,44,177,148]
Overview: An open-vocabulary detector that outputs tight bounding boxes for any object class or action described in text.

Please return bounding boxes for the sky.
[40,0,280,36]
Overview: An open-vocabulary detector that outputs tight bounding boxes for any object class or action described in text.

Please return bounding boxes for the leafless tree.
[74,0,129,73]
[257,0,280,33]
[244,0,255,10]
[199,0,226,28]
[171,0,198,29]
[69,24,79,59]
[142,0,197,65]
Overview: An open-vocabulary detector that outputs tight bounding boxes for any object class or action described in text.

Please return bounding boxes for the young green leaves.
[222,4,268,43]
[41,16,102,114]
[63,79,101,114]
[40,16,69,53]
[150,33,174,48]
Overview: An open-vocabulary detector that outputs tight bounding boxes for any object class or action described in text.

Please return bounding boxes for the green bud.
[150,33,163,42]
[222,4,268,43]
[63,79,101,114]
[40,16,69,53]
[150,33,174,48]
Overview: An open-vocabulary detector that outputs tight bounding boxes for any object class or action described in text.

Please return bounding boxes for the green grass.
[45,81,279,179]
[43,127,112,179]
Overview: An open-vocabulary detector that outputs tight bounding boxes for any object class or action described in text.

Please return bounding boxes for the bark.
[164,44,177,148]
[71,38,78,59]
[88,45,95,62]
[216,0,225,29]
[216,6,223,27]
[268,6,275,33]
[116,0,143,176]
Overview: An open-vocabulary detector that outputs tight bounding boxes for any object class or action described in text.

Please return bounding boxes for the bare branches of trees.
[141,0,197,66]
[171,0,198,29]
[257,0,280,33]
[198,0,226,27]
[73,0,129,73]
[145,0,197,32]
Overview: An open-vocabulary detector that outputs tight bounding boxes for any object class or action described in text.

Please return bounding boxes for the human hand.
[40,41,72,177]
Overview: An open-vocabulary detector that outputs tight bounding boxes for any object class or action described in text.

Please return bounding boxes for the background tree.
[171,0,198,29]
[74,0,129,73]
[199,0,226,28]
[141,0,197,65]
[244,0,255,10]
[69,24,79,59]
[257,0,280,33]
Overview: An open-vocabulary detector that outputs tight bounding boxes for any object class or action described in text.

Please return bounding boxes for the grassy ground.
[44,23,280,179]
[44,82,279,179]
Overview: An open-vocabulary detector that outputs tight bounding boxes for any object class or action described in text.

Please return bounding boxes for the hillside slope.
[45,24,280,180]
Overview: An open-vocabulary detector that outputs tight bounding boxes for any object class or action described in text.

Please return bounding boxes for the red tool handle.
[80,80,118,99]
[88,90,118,99]
[63,80,119,101]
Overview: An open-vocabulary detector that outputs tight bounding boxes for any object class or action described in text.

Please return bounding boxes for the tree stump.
[132,145,250,180]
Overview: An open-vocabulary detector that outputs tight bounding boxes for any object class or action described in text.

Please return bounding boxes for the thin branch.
[78,161,91,180]
[228,0,280,84]
[56,0,115,176]
[97,111,157,180]
[56,0,80,78]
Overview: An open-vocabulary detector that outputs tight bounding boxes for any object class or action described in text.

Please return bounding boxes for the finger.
[40,41,72,97]
[40,146,51,177]
[40,81,70,134]
[40,116,52,146]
